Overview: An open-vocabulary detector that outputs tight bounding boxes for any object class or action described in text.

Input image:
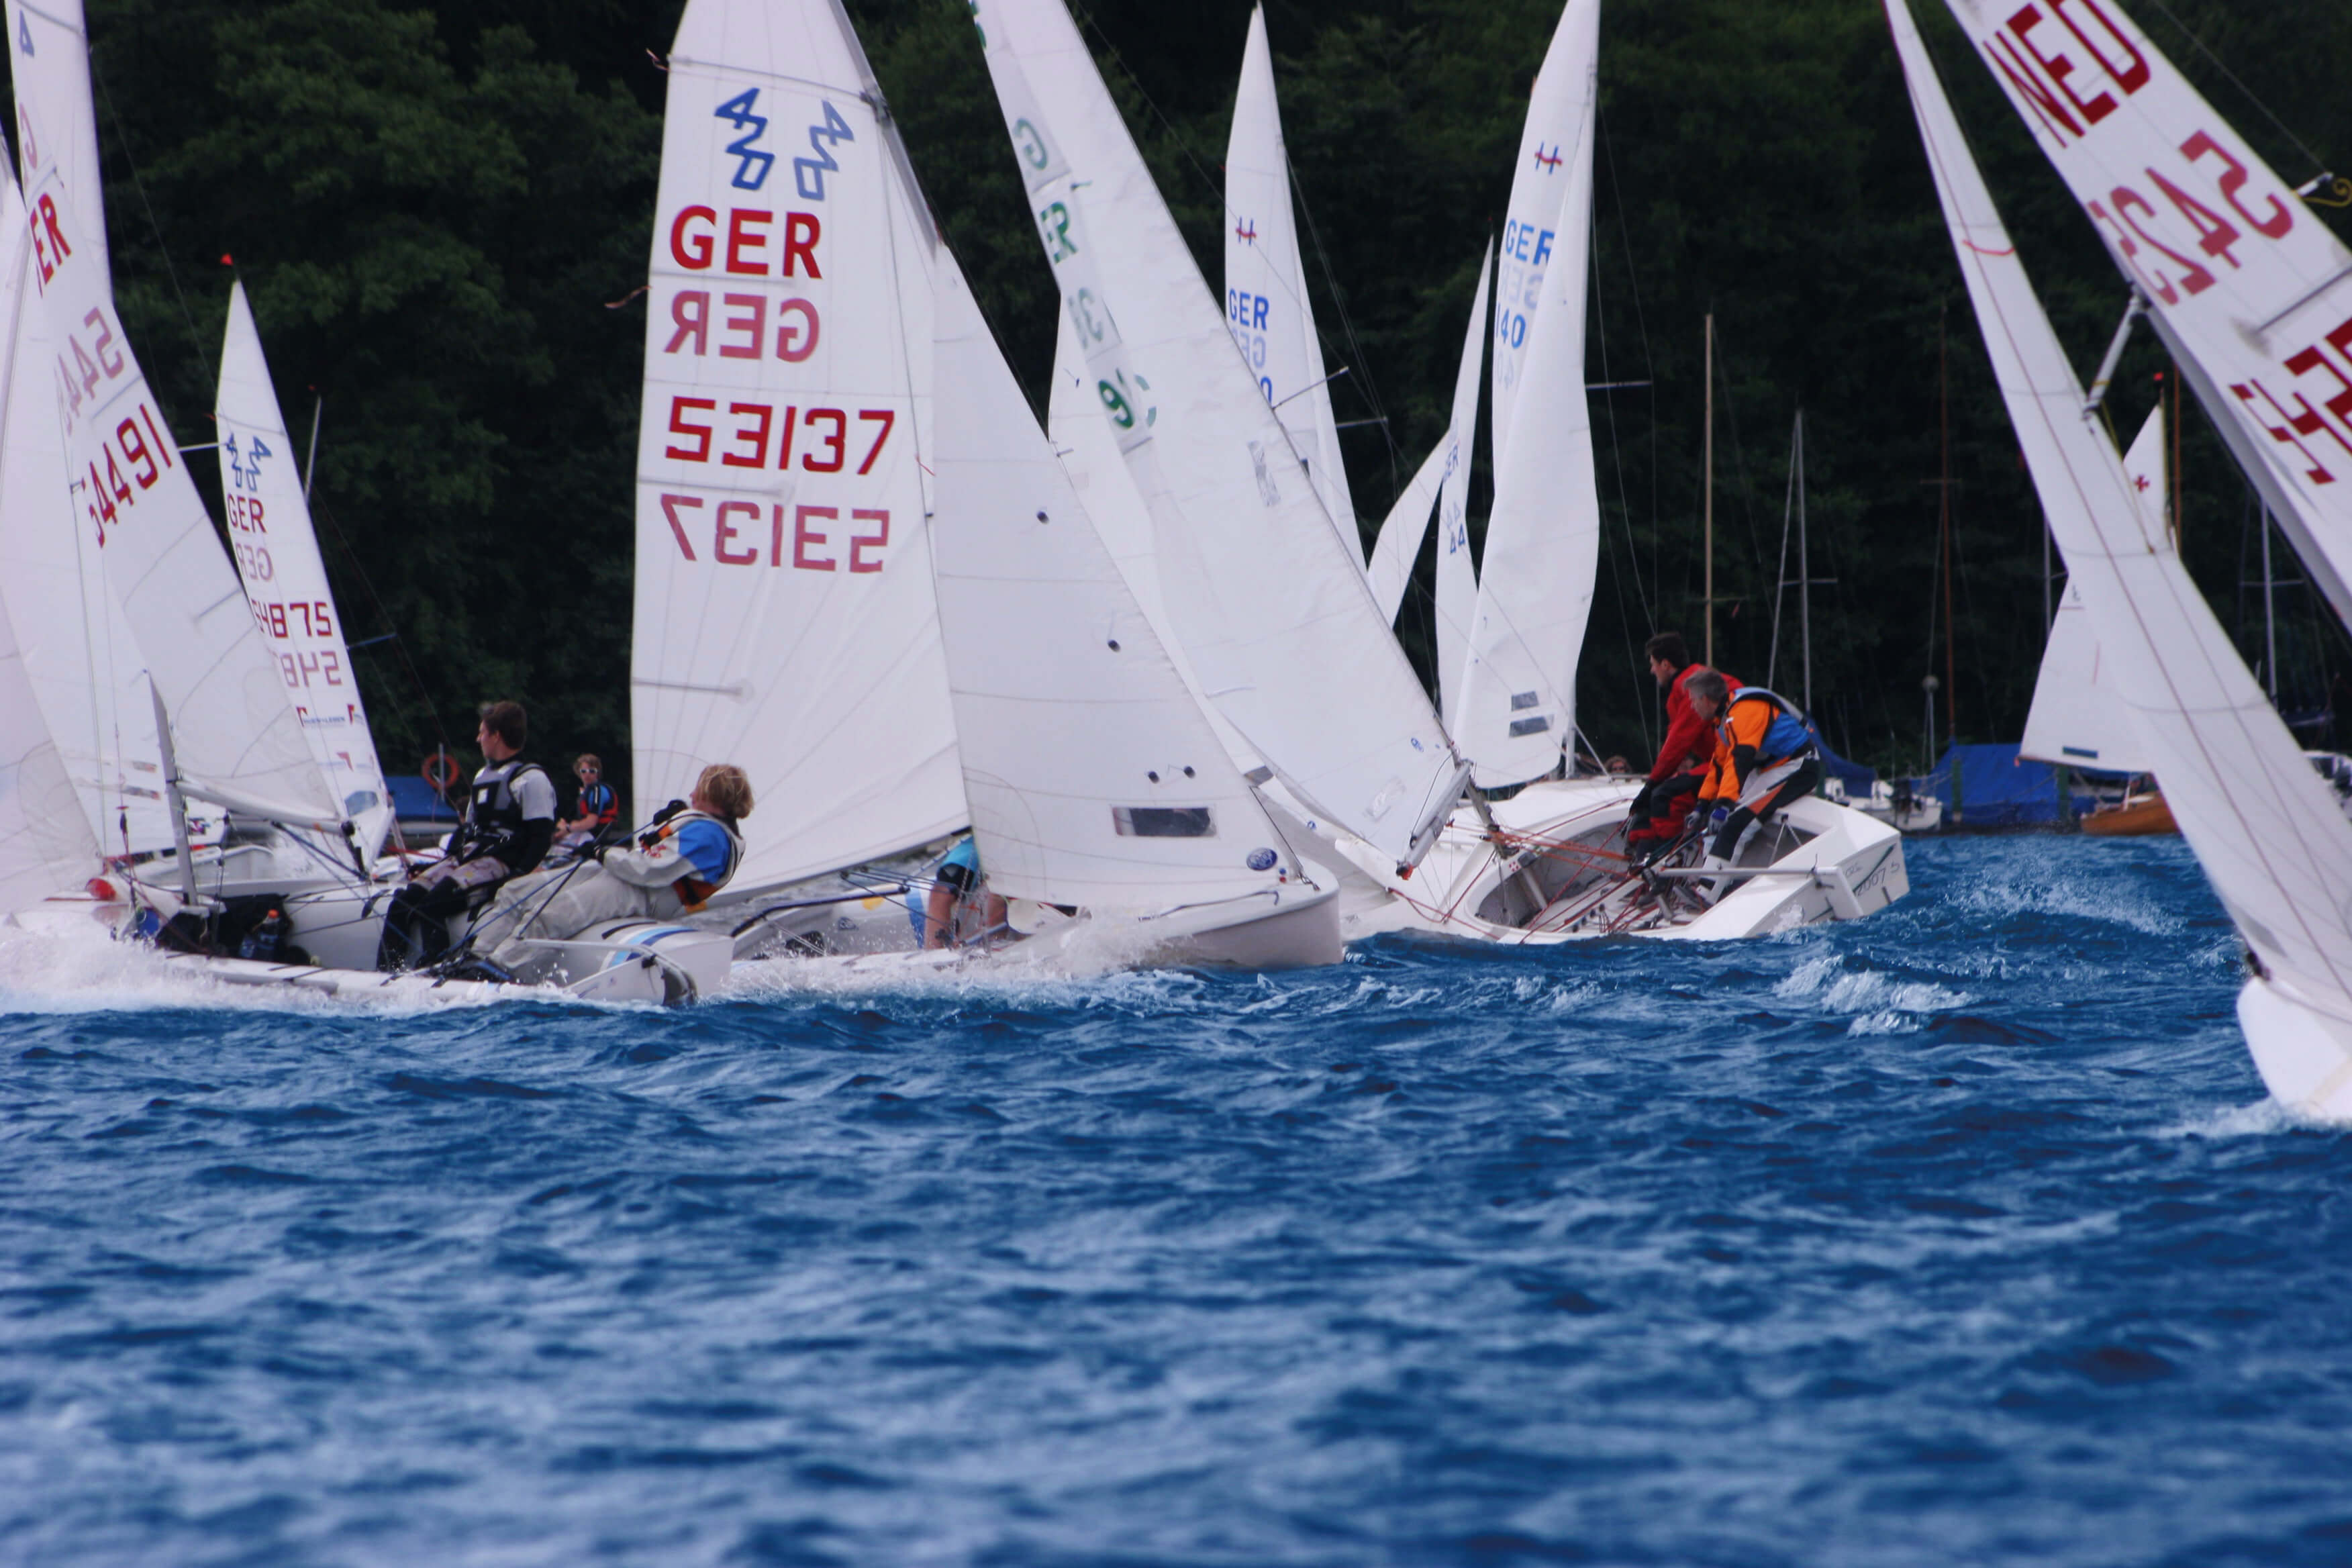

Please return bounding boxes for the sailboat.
[1892,0,2352,1120]
[1193,0,1906,940]
[644,0,1342,978]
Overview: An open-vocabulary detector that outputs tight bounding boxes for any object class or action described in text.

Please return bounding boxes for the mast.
[1704,313,1714,667]
[1938,305,1957,746]
[1798,409,1812,717]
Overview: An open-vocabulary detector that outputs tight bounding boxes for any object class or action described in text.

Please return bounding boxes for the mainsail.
[4,0,108,285]
[1490,0,1600,473]
[974,0,1467,869]
[215,282,395,852]
[1934,0,2352,633]
[631,0,965,899]
[1451,0,1603,787]
[2017,408,2168,774]
[0,166,174,860]
[1223,5,1355,553]
[23,158,336,823]
[1892,0,2352,1108]
[932,264,1296,908]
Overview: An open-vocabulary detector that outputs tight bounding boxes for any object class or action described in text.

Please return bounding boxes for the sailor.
[1686,671,1822,900]
[473,763,753,971]
[1625,632,1739,859]
[923,833,1007,950]
[554,753,619,854]
[375,701,558,971]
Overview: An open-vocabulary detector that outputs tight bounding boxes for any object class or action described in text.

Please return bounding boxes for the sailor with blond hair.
[469,763,752,971]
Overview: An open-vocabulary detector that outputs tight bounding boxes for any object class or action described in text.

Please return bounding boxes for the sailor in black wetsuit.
[376,701,557,971]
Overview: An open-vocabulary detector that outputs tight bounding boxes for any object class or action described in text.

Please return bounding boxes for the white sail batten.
[1435,244,1493,732]
[215,283,394,853]
[1223,5,1355,554]
[1893,0,2352,1048]
[1490,0,1598,474]
[1453,47,1601,789]
[2018,408,2167,774]
[632,0,965,899]
[26,169,336,824]
[975,0,1467,869]
[1934,0,2352,633]
[5,0,108,286]
[933,266,1295,910]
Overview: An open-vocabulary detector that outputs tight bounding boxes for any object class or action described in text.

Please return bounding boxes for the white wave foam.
[1775,952,1967,1022]
[0,918,540,1018]
[2157,1097,2306,1139]
[1947,869,2182,936]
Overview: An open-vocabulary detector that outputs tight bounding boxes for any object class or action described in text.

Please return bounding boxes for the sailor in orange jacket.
[1687,670,1822,900]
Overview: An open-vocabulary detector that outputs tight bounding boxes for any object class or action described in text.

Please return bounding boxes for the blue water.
[5,836,2350,1567]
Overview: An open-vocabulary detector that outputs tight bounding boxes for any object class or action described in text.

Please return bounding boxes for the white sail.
[25,164,335,824]
[973,0,1467,869]
[1892,0,2352,1097]
[631,0,964,898]
[932,264,1295,908]
[1451,40,1601,788]
[1223,5,1355,553]
[1934,0,2352,633]
[215,283,394,851]
[1435,243,1493,731]
[5,0,107,285]
[1490,0,1599,472]
[0,166,177,861]
[2019,407,2167,773]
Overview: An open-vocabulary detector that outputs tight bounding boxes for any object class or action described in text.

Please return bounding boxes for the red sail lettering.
[665,397,716,462]
[670,206,717,269]
[775,299,819,363]
[791,505,836,571]
[722,402,773,468]
[725,209,771,275]
[719,293,763,358]
[2008,4,2114,126]
[783,212,822,279]
[848,509,889,573]
[1984,30,2081,145]
[2049,0,2148,97]
[2181,132,2292,240]
[665,290,710,354]
[714,500,760,565]
[660,494,703,559]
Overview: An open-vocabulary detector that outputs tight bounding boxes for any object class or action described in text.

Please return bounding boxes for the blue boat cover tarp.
[387,775,459,824]
[1932,742,2067,827]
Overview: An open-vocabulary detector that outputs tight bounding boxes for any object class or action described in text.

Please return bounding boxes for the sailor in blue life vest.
[377,700,557,970]
[1685,670,1822,901]
[553,752,620,854]
[923,833,1007,950]
[473,763,753,969]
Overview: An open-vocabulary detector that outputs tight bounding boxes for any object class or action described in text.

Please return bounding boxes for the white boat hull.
[2237,975,2352,1122]
[1310,776,1907,945]
[734,875,1342,983]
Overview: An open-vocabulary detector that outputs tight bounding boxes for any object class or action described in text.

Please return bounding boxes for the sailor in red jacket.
[1625,632,1739,859]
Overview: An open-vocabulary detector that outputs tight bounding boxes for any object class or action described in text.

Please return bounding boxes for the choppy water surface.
[4,836,2349,1567]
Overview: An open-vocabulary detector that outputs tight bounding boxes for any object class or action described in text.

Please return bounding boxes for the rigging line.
[1597,105,1661,615]
[1070,2,1400,496]
[1287,157,1400,485]
[1584,203,1651,757]
[305,495,448,759]
[2135,0,2331,181]
[1706,320,1773,600]
[89,56,213,391]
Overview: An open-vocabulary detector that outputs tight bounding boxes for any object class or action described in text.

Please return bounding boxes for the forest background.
[14,0,2352,801]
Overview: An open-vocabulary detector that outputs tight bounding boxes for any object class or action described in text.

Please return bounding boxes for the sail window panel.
[1508,716,1553,738]
[1112,806,1216,838]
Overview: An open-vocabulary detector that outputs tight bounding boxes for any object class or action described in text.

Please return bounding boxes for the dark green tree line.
[26,0,2352,795]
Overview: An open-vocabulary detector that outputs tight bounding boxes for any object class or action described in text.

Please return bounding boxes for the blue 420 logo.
[714,89,856,201]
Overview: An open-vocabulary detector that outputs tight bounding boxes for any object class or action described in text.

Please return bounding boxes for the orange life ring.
[421,749,460,794]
